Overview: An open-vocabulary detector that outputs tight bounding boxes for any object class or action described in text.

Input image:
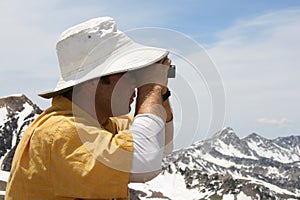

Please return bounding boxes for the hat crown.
[59,17,116,42]
[56,17,131,80]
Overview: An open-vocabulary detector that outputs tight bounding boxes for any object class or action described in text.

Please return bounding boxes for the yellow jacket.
[6,96,134,200]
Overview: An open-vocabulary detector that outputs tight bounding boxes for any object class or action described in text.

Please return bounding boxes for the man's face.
[95,72,136,116]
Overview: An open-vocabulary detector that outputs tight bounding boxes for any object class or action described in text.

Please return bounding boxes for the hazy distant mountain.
[0,95,299,199]
[0,94,42,171]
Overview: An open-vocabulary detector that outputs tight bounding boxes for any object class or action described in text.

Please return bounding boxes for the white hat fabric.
[39,17,168,98]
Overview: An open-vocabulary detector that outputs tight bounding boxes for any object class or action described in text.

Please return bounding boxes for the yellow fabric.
[5,96,134,200]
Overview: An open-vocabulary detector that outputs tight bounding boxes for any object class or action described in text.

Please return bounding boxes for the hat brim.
[39,42,168,99]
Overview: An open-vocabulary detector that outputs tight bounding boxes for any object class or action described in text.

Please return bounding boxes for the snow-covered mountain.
[129,127,300,200]
[0,94,42,171]
[0,95,299,199]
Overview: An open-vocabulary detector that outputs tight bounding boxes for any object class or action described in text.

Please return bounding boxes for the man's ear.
[100,76,111,85]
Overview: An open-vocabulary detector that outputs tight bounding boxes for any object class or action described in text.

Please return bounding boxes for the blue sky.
[1,0,300,149]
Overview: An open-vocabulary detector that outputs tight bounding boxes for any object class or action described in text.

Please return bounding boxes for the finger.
[157,56,168,64]
[163,58,171,66]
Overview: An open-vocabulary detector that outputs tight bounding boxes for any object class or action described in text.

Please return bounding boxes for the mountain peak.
[221,126,234,132]
[0,93,24,99]
[213,127,239,144]
[0,94,42,114]
[246,132,264,139]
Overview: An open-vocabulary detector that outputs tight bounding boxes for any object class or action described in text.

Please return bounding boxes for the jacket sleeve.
[114,114,173,181]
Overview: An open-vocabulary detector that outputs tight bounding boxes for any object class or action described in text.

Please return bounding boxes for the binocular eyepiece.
[168,65,176,78]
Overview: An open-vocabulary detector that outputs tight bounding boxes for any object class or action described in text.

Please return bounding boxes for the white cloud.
[208,9,300,70]
[207,9,300,109]
[257,118,290,125]
[206,9,300,137]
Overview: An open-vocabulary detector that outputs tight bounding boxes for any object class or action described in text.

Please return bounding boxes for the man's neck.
[71,94,110,127]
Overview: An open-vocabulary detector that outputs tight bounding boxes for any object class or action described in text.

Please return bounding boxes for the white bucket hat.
[39,17,168,98]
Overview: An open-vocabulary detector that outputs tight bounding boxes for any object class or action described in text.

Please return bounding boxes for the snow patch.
[16,102,32,133]
[0,107,8,125]
[202,153,236,168]
[0,170,10,182]
[232,174,296,196]
[237,192,252,200]
[266,166,280,177]
[247,140,298,163]
[215,140,257,159]
[129,172,214,200]
[223,193,234,200]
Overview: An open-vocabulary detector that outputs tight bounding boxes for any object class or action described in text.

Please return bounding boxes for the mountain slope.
[129,127,300,200]
[0,94,42,171]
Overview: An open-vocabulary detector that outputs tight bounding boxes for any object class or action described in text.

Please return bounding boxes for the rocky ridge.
[0,94,42,171]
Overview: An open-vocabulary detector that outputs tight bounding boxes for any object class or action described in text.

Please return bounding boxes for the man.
[6,17,173,200]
